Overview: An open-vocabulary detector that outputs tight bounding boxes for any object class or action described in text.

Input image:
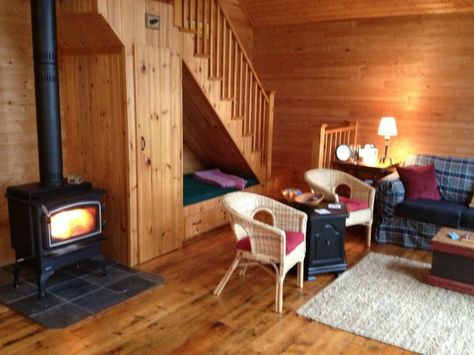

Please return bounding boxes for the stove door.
[45,201,102,248]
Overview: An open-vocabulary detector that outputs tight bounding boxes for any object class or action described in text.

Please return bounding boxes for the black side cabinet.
[297,203,349,280]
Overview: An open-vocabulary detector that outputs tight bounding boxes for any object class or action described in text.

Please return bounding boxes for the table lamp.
[378,116,397,165]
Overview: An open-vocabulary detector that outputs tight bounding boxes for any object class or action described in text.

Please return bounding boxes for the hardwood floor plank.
[0,225,430,354]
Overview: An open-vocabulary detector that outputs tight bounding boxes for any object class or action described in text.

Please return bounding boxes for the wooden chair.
[214,192,307,313]
[304,169,375,247]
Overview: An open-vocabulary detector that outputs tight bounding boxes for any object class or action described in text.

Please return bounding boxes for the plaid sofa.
[375,155,474,250]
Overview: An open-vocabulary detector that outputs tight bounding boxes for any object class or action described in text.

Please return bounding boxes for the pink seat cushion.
[236,230,304,255]
[339,196,369,212]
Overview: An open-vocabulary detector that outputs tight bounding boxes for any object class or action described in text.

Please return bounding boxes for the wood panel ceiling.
[240,0,474,27]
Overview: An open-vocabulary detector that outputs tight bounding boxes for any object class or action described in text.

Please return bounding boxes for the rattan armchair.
[214,192,307,313]
[304,169,376,247]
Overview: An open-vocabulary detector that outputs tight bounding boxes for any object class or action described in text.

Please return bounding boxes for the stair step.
[232,115,244,120]
[221,96,234,102]
[195,53,210,58]
[180,28,197,34]
[209,76,223,81]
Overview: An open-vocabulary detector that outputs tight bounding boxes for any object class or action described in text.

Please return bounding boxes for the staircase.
[174,0,274,182]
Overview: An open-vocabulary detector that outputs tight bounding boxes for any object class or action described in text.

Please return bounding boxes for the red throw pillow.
[396,164,441,201]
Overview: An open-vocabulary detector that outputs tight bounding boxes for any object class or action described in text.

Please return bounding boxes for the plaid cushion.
[376,155,474,250]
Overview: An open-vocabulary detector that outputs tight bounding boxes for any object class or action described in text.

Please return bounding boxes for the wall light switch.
[146,13,160,30]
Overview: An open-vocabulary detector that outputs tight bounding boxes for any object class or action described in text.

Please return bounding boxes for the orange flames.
[50,207,96,240]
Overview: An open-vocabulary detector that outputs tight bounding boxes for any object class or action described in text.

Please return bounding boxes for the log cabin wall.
[0,1,37,265]
[253,12,474,176]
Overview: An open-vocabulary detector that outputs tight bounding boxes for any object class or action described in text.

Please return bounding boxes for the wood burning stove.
[6,183,106,299]
[5,0,107,299]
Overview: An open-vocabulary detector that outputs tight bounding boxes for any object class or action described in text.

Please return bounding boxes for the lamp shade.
[378,116,398,137]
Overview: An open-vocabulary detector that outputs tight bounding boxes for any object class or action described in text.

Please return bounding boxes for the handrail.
[311,121,359,169]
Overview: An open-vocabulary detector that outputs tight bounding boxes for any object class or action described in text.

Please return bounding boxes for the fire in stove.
[48,203,101,247]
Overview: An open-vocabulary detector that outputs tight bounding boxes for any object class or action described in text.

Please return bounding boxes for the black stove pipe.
[30,0,63,187]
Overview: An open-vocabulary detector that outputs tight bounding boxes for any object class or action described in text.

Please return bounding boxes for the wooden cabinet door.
[134,45,183,263]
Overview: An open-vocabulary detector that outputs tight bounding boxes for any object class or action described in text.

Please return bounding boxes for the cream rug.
[297,253,474,355]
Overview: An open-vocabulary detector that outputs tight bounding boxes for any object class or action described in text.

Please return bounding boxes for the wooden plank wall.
[59,51,129,265]
[253,13,474,176]
[183,143,204,174]
[0,1,36,265]
[240,0,474,28]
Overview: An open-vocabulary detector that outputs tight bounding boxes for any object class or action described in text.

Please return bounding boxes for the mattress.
[183,174,258,206]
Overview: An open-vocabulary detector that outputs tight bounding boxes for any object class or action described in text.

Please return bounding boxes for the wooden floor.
[0,226,432,354]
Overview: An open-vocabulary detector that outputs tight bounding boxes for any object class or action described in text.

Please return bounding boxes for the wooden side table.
[295,202,349,280]
[332,160,398,185]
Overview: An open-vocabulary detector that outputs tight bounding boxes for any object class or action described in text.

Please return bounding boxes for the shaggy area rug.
[298,253,474,355]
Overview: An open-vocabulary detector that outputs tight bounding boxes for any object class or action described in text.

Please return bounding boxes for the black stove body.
[5,0,106,299]
[6,183,106,298]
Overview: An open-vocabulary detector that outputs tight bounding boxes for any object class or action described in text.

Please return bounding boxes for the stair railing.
[174,0,274,176]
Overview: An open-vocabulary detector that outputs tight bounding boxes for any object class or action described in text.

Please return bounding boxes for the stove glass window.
[49,204,100,246]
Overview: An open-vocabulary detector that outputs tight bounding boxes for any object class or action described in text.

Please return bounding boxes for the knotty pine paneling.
[183,142,204,174]
[60,51,129,265]
[241,0,474,28]
[253,13,474,177]
[0,0,37,265]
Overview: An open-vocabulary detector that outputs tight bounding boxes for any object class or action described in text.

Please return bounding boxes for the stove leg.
[92,255,107,277]
[38,270,54,300]
[13,261,19,288]
[100,258,107,277]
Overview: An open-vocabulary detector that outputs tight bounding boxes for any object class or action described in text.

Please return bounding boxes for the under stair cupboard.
[57,0,274,266]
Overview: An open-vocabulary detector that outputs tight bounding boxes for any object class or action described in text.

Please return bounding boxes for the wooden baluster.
[174,0,183,28]
[243,63,248,134]
[221,18,227,97]
[261,100,267,164]
[232,44,239,118]
[227,30,233,98]
[215,5,221,78]
[208,0,214,76]
[202,0,207,55]
[195,0,200,55]
[258,90,263,151]
[190,0,194,30]
[239,51,244,117]
[253,80,258,150]
[247,72,253,136]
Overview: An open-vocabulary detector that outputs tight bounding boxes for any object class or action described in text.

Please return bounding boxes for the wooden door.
[134,45,183,263]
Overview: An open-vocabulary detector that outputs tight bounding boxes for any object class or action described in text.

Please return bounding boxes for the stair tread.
[209,76,223,81]
[195,53,210,58]
[221,96,234,101]
[180,28,197,34]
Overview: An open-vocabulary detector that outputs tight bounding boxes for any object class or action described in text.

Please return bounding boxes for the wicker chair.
[304,169,376,247]
[214,192,307,313]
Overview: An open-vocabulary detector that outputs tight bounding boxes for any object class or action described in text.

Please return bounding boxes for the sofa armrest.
[376,178,405,217]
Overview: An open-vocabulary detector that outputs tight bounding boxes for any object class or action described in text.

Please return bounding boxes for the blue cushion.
[395,200,466,228]
[461,208,474,229]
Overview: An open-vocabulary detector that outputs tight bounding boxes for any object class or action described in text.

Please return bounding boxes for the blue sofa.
[375,155,474,250]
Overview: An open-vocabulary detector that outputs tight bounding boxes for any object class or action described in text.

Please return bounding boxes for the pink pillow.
[193,169,247,190]
[396,164,441,201]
